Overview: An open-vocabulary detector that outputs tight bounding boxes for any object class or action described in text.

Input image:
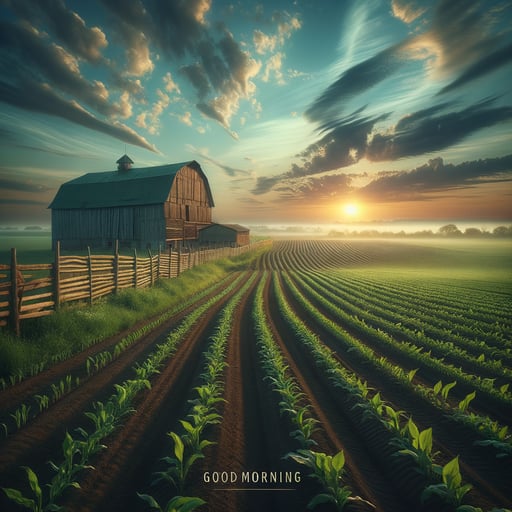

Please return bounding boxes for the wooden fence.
[0,241,261,335]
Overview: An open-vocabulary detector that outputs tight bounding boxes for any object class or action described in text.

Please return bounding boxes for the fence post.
[133,248,138,288]
[148,248,154,286]
[177,243,181,276]
[54,241,61,309]
[168,246,172,278]
[87,246,93,304]
[10,248,21,336]
[114,240,119,294]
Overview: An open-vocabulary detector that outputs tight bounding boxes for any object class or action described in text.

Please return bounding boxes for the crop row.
[281,271,511,453]
[0,274,238,439]
[252,273,375,511]
[297,270,511,383]
[2,272,246,512]
[270,272,509,512]
[139,271,258,512]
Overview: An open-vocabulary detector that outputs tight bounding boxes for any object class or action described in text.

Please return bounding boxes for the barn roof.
[49,160,215,209]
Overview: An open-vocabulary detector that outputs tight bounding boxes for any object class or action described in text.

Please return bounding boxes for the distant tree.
[493,226,512,237]
[464,227,482,237]
[439,224,462,236]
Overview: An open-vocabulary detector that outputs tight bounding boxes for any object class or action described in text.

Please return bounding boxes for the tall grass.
[0,245,269,379]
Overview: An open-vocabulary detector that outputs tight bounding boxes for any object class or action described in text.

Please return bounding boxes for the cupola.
[116,154,134,171]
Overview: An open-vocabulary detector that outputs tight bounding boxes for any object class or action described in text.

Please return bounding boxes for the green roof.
[49,160,214,209]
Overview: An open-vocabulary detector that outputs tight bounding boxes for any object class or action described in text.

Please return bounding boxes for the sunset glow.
[343,203,360,218]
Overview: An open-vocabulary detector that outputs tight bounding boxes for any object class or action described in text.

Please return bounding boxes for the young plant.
[2,466,43,512]
[287,449,374,511]
[397,419,440,478]
[421,456,472,508]
[154,427,206,493]
[138,493,205,512]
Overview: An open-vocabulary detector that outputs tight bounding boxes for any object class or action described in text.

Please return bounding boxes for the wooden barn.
[49,156,214,250]
[198,223,250,247]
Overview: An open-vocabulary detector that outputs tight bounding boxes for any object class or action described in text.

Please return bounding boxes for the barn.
[198,223,250,247]
[49,156,215,250]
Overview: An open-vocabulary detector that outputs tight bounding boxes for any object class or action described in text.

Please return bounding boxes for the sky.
[0,0,511,229]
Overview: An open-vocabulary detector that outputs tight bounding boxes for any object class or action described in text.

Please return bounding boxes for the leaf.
[167,496,206,512]
[23,466,42,501]
[137,493,162,510]
[170,432,184,463]
[332,450,345,473]
[418,428,433,454]
[307,493,334,509]
[2,487,35,509]
[442,456,462,489]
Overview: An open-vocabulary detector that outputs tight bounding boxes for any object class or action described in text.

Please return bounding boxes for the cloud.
[254,96,512,197]
[359,154,512,202]
[4,0,108,62]
[304,41,408,123]
[0,175,52,193]
[366,99,512,161]
[293,110,389,176]
[391,0,426,23]
[0,78,158,152]
[438,42,512,95]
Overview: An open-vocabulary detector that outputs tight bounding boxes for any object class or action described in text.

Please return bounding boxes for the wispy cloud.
[359,154,512,202]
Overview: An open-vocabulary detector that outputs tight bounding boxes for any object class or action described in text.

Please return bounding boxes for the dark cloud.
[0,176,52,193]
[255,97,512,197]
[195,153,250,177]
[289,173,354,200]
[293,111,389,177]
[359,154,512,202]
[366,99,512,161]
[305,43,406,123]
[3,0,108,62]
[0,78,158,153]
[438,42,512,95]
[252,174,285,195]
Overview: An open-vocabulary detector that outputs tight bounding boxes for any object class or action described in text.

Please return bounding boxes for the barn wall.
[165,165,212,241]
[52,205,165,250]
[199,225,250,246]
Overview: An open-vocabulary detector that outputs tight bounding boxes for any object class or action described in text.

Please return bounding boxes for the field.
[0,239,511,512]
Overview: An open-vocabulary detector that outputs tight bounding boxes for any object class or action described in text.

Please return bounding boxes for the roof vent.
[116,154,134,171]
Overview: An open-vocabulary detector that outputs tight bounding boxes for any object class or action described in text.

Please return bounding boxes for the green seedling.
[398,419,440,478]
[287,449,374,511]
[421,456,472,508]
[138,493,206,512]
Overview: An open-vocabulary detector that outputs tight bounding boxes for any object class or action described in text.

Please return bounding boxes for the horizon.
[1,1,511,227]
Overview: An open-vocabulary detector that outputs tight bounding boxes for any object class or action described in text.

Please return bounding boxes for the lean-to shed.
[198,223,250,246]
[49,156,214,250]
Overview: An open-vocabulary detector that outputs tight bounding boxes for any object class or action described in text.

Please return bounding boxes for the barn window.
[185,204,190,221]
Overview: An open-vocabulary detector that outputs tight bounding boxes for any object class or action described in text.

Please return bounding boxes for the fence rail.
[0,240,263,335]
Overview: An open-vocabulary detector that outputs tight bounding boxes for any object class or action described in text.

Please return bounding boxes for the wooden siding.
[164,165,212,242]
[52,204,165,250]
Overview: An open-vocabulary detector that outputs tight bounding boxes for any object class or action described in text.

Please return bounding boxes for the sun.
[343,202,359,217]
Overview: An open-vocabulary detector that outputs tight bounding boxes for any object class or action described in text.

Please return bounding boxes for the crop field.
[0,239,511,512]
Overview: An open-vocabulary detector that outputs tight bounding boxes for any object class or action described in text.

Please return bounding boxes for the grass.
[0,244,270,379]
